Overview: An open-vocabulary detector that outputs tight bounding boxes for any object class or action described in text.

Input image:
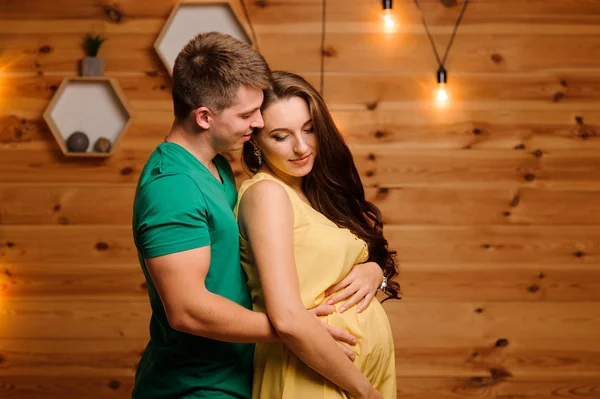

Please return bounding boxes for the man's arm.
[145,247,278,343]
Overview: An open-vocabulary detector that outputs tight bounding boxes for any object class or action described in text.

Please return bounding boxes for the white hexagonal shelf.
[155,1,254,75]
[43,77,133,157]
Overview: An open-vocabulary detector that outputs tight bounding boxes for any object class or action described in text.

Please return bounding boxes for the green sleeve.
[136,174,210,258]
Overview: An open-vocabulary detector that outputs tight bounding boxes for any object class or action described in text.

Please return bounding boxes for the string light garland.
[412,0,470,107]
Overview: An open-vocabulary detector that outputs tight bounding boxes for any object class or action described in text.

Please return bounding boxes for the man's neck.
[165,121,218,168]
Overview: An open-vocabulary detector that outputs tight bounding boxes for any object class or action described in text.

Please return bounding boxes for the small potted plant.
[81,33,106,76]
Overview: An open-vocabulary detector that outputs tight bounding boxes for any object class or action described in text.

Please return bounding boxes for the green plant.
[83,33,106,57]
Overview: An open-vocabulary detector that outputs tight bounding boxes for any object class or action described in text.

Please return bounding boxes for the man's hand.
[308,304,358,361]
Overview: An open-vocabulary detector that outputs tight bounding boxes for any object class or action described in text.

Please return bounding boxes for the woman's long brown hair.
[242,71,400,300]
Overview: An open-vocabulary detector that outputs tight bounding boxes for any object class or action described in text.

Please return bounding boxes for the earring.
[251,142,263,166]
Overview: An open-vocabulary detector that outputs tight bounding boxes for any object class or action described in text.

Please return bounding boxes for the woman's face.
[254,96,317,179]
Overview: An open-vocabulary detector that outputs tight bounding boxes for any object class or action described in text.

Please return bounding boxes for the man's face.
[209,86,264,152]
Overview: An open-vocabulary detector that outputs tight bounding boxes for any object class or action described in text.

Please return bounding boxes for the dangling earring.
[251,142,263,166]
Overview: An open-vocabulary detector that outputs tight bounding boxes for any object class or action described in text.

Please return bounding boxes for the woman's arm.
[238,180,380,399]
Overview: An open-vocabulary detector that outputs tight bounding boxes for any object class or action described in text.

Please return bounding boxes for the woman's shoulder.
[238,172,291,198]
[236,173,306,221]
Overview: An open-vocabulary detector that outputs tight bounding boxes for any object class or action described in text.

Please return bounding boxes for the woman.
[235,71,400,399]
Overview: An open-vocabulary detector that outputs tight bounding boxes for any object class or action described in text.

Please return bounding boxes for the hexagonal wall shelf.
[43,77,133,157]
[155,1,254,75]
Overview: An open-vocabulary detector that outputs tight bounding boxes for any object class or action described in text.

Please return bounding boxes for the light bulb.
[381,0,395,33]
[435,66,449,107]
[383,9,395,32]
[436,84,449,105]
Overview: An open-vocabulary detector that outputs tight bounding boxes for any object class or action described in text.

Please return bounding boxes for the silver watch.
[379,276,388,292]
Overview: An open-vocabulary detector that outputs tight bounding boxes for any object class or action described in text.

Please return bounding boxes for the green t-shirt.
[132,142,253,399]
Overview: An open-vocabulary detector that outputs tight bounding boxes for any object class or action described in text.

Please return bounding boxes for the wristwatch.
[379,276,388,292]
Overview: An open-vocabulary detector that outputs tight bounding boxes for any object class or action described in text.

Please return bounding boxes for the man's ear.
[193,107,212,129]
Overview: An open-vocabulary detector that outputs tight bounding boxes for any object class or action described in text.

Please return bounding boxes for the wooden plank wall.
[1,0,600,397]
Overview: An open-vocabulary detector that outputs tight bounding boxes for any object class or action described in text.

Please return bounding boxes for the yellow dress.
[235,173,397,399]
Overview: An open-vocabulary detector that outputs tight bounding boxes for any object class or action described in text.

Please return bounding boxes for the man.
[132,32,383,399]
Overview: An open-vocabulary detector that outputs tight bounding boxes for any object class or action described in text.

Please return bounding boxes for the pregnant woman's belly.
[321,300,395,379]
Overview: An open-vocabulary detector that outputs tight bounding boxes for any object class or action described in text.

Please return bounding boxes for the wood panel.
[0,376,134,399]
[2,146,599,189]
[3,300,600,350]
[3,184,600,226]
[2,0,598,26]
[2,337,600,379]
[1,225,598,265]
[366,187,600,225]
[2,260,599,302]
[2,375,600,399]
[1,262,145,299]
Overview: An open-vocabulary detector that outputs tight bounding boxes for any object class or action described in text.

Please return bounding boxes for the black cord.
[240,0,260,53]
[413,0,469,67]
[320,0,327,96]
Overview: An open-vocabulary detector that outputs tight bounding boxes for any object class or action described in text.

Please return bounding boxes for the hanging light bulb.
[382,0,395,33]
[436,66,449,107]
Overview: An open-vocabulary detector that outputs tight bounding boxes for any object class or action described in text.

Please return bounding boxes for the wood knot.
[532,149,543,158]
[6,242,15,248]
[367,153,376,161]
[575,116,584,125]
[495,338,509,347]
[473,128,483,136]
[523,173,535,181]
[482,243,492,249]
[490,367,513,379]
[553,92,565,102]
[528,284,540,293]
[491,53,504,64]
[503,211,511,217]
[321,46,337,57]
[96,242,109,251]
[366,102,378,111]
[538,272,546,279]
[466,376,486,388]
[104,5,125,23]
[49,84,58,92]
[514,144,526,150]
[255,0,268,8]
[374,130,385,139]
[0,354,5,364]
[140,282,148,290]
[471,351,479,357]
[159,84,167,91]
[39,45,52,54]
[560,80,568,87]
[107,380,121,390]
[120,167,133,176]
[440,0,457,6]
[145,70,159,77]
[474,307,484,313]
[53,204,62,212]
[510,194,520,207]
[378,187,390,197]
[4,269,13,277]
[574,250,585,258]
[365,170,375,177]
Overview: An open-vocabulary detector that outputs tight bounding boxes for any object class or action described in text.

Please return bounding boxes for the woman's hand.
[324,261,383,313]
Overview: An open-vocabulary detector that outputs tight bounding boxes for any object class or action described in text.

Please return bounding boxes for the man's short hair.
[172,32,271,121]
